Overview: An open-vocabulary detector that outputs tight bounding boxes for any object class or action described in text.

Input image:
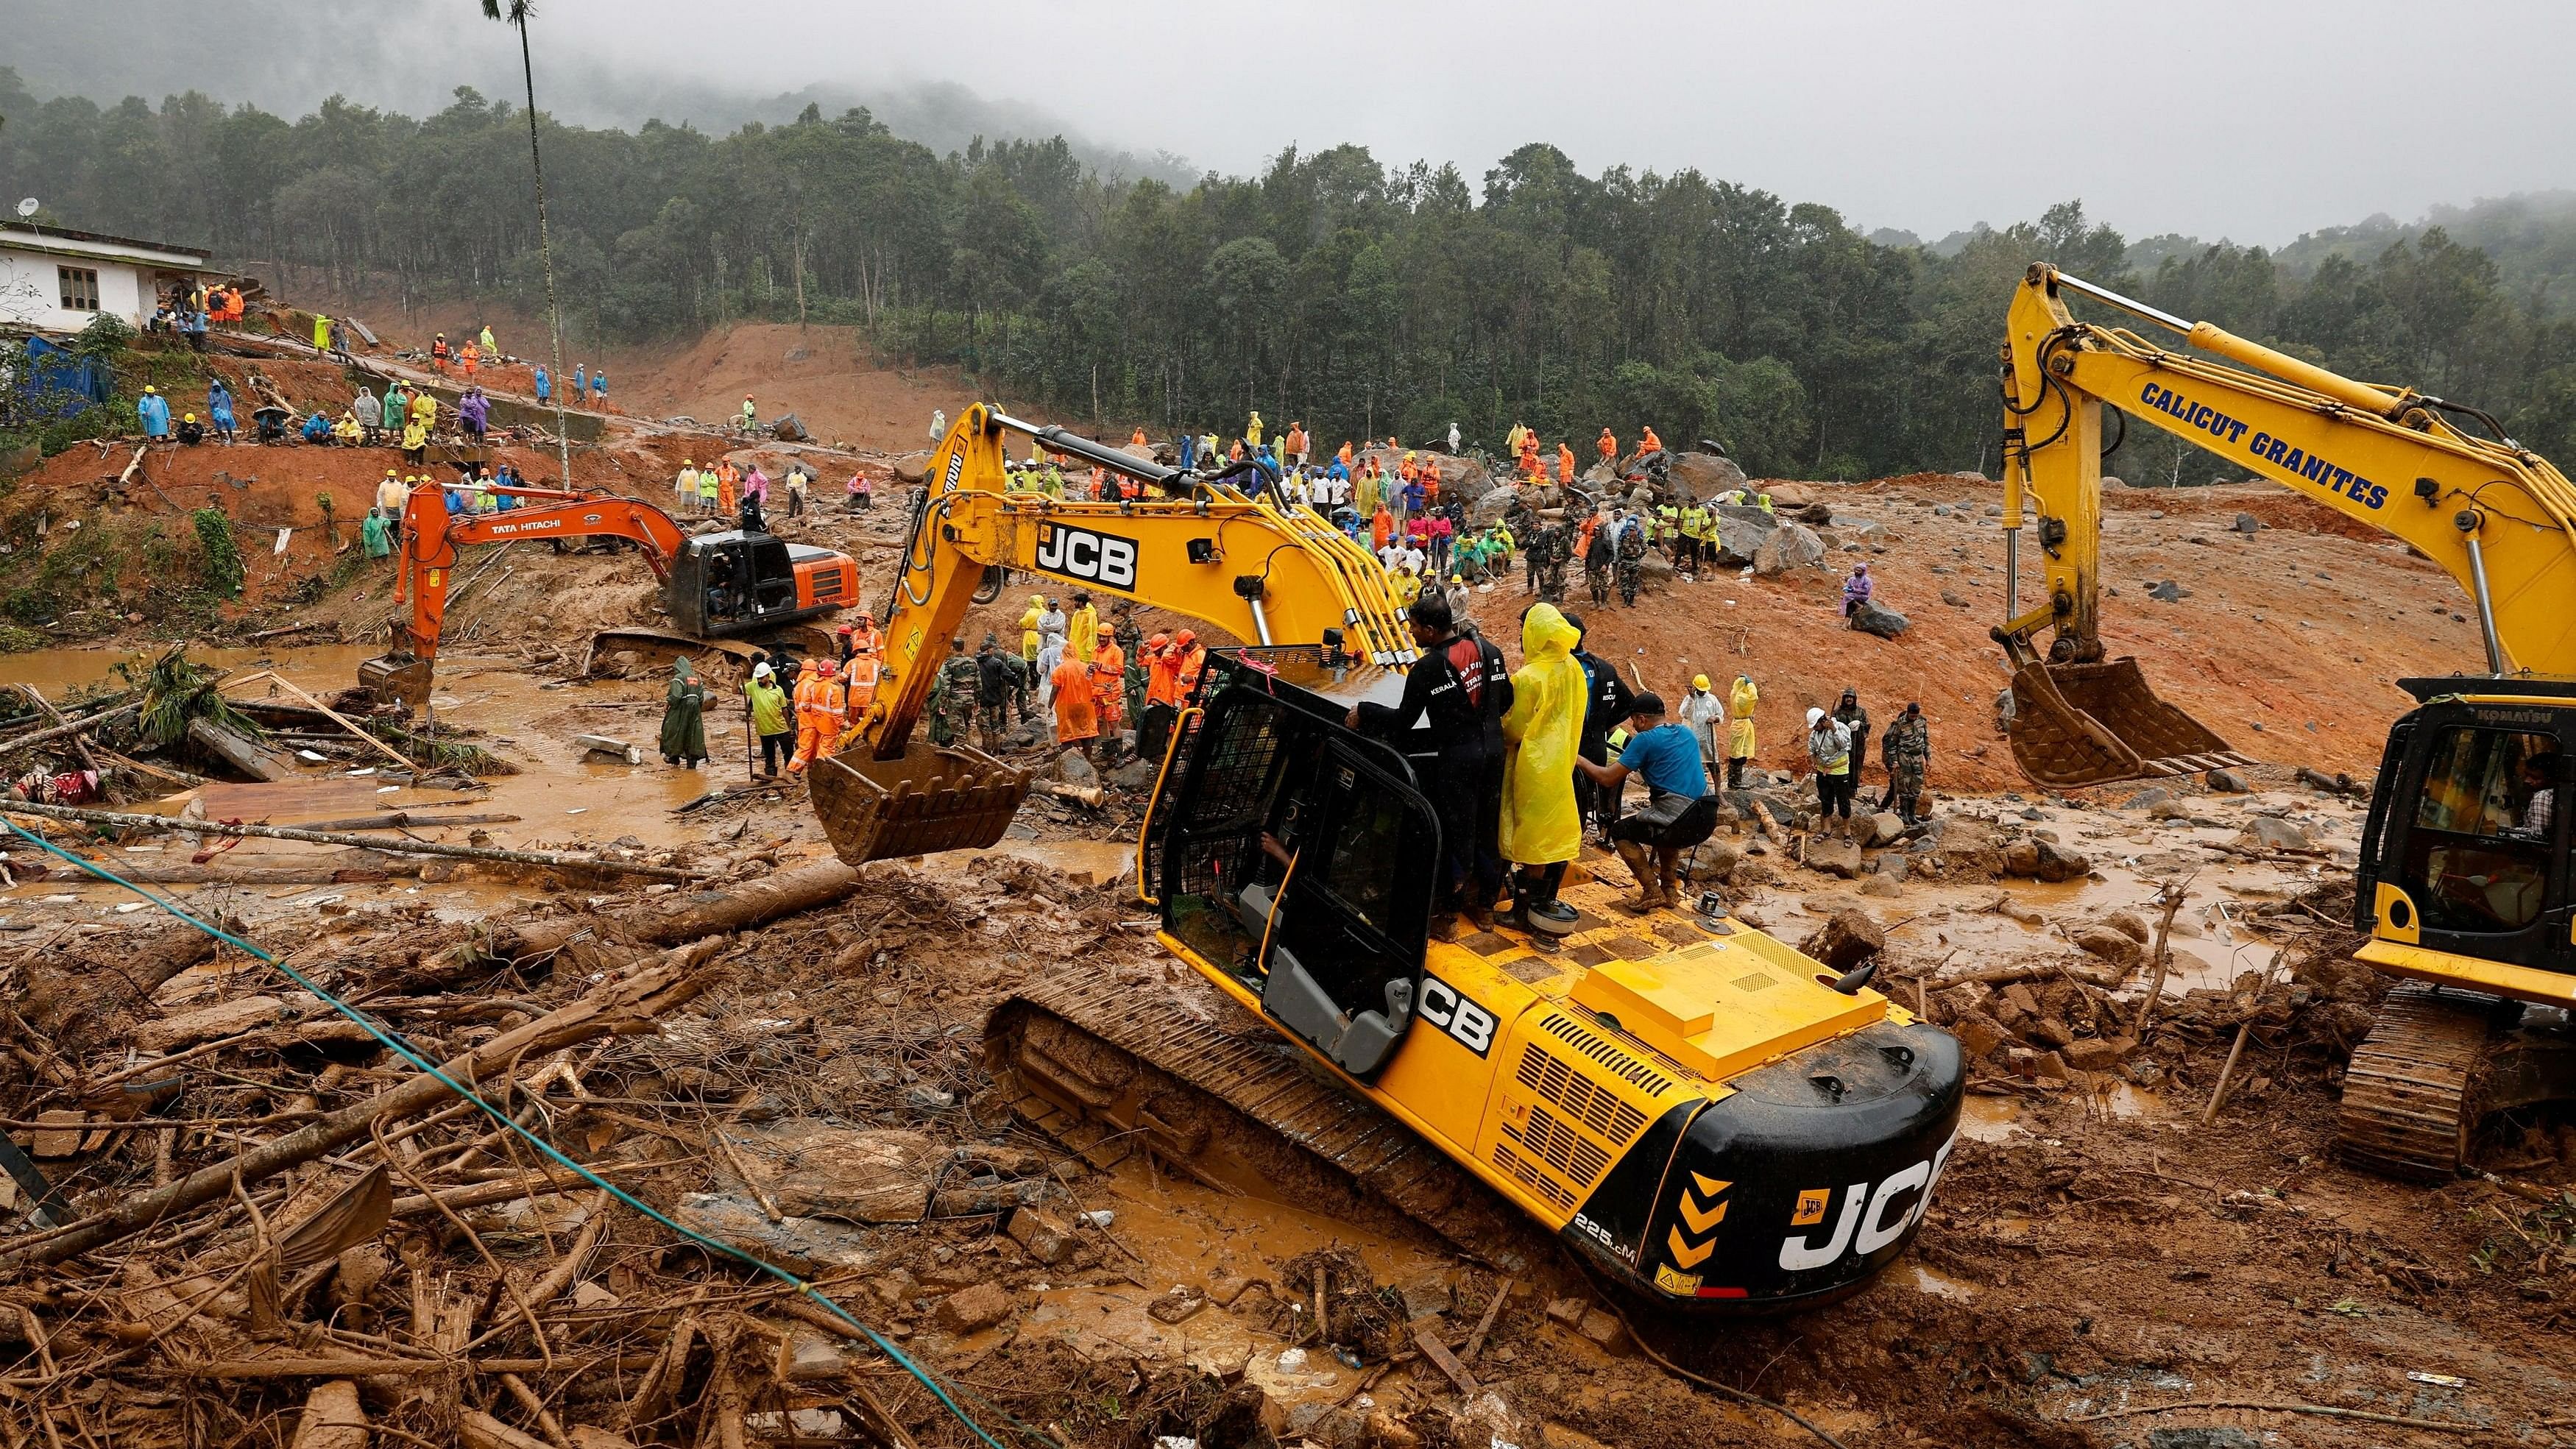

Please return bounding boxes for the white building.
[0,222,208,336]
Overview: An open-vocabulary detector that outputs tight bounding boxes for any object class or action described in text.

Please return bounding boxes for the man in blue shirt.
[1576,692,1719,913]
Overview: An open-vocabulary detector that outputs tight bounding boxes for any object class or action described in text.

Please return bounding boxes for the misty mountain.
[11,0,1193,189]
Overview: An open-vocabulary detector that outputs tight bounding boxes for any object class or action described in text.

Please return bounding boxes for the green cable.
[1,815,1028,1449]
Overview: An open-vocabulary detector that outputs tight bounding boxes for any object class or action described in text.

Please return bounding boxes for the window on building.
[58,267,99,312]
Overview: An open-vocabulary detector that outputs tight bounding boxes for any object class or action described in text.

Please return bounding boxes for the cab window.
[2403,726,2559,933]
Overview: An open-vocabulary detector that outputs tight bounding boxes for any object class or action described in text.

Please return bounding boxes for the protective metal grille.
[1489,1141,1578,1212]
[1501,1103,1612,1188]
[1514,1044,1650,1144]
[1539,1013,1677,1097]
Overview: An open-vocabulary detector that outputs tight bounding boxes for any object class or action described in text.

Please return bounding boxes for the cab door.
[2372,711,2576,974]
[1256,742,1439,1080]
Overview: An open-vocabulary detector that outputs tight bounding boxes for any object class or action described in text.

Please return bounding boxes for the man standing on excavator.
[1349,595,1512,930]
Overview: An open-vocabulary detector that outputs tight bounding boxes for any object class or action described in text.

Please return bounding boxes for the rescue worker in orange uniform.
[844,612,883,661]
[1089,624,1127,765]
[785,659,824,772]
[1050,647,1100,760]
[1517,430,1542,478]
[1557,442,1576,485]
[1639,425,1663,455]
[836,640,881,750]
[1138,631,1180,762]
[1598,428,1618,464]
[1171,629,1207,703]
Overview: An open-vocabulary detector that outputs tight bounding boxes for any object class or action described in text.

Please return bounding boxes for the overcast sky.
[24,0,2576,244]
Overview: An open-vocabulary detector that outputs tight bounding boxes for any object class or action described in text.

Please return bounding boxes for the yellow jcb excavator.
[1998,263,2576,1176]
[807,404,1965,1309]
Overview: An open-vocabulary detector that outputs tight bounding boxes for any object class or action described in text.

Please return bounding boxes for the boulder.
[934,1283,1013,1334]
[1798,909,1886,972]
[2240,816,2313,851]
[1805,835,1864,879]
[1710,506,1778,567]
[1005,1206,1075,1266]
[1752,523,1825,575]
[670,1193,877,1278]
[2033,840,2091,882]
[2146,580,2190,602]
[2205,767,2250,793]
[1471,486,1523,528]
[2234,511,2262,534]
[2073,925,2142,969]
[765,412,812,442]
[2123,787,2174,812]
[1861,811,1907,848]
[724,1122,939,1222]
[2021,1016,2074,1049]
[1860,875,1904,898]
[1638,553,1677,589]
[2106,910,2151,943]
[1056,750,1099,787]
[1664,450,1749,504]
[1108,757,1158,791]
[1953,1012,2009,1061]
[891,450,934,484]
[1681,840,1740,882]
[1794,500,1835,526]
[2062,1037,2137,1071]
[1848,600,1910,638]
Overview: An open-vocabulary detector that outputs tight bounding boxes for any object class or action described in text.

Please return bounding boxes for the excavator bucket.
[809,741,1033,863]
[358,655,433,712]
[2006,658,2252,789]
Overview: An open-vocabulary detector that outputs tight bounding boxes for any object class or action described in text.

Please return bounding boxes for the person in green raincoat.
[361,508,391,561]
[1499,602,1588,934]
[660,657,708,767]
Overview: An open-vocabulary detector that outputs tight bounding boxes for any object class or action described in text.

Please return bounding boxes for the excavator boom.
[1997,263,2576,785]
[809,404,1415,863]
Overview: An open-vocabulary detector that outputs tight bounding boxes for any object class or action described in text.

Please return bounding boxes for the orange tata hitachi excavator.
[359,481,859,709]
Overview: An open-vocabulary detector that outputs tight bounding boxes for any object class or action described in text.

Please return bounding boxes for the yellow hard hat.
[1694,674,1711,691]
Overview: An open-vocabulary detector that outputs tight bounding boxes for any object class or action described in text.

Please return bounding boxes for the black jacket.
[1356,633,1512,762]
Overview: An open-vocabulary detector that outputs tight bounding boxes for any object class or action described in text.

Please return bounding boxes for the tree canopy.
[7,69,2574,478]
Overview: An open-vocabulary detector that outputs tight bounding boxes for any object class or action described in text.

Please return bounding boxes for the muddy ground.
[1,632,2571,1447]
[0,311,2566,1446]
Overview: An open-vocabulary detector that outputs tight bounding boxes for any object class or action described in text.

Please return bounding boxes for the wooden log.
[0,702,136,755]
[0,939,721,1269]
[1030,778,1105,808]
[288,812,521,833]
[188,716,289,782]
[18,921,218,1053]
[0,801,701,882]
[71,857,421,885]
[17,684,104,778]
[230,670,417,771]
[244,620,339,643]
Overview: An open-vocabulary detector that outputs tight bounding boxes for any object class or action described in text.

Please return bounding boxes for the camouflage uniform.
[975,641,1016,741]
[1585,522,1616,605]
[1616,518,1646,606]
[1534,523,1569,604]
[1881,712,1931,823]
[1114,615,1149,724]
[935,651,981,745]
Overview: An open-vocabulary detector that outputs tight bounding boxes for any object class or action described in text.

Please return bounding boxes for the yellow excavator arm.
[810,403,1417,861]
[1998,263,2576,785]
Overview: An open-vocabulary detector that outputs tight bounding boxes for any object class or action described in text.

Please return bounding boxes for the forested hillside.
[7,69,2575,480]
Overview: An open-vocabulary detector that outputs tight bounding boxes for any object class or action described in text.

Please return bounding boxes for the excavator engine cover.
[358,655,434,712]
[810,740,1033,862]
[2006,658,2250,788]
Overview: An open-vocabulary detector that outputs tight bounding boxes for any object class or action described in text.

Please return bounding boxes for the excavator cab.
[665,532,853,637]
[1145,648,1440,1079]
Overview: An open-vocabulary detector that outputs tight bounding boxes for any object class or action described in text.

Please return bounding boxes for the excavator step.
[986,969,1525,1261]
[2335,983,2501,1180]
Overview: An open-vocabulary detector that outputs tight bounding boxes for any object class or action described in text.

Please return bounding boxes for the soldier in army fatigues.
[1881,702,1931,825]
[1112,607,1149,727]
[1585,512,1616,605]
[933,637,981,746]
[974,633,1018,743]
[1533,522,1569,604]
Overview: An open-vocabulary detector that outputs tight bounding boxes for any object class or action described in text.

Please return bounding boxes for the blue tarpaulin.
[12,336,112,418]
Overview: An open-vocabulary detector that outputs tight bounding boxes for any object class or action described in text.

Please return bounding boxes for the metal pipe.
[2051,269,2406,419]
[988,411,1179,488]
[2003,527,2020,620]
[2048,269,2193,335]
[1245,594,1274,646]
[2461,528,2507,675]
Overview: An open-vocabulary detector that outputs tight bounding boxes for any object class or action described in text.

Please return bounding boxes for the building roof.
[0,221,210,268]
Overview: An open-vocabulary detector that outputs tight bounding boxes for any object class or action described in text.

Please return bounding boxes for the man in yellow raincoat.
[1727,673,1760,790]
[1500,602,1587,935]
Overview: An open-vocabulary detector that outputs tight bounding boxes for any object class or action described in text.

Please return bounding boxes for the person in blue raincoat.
[533,365,551,404]
[590,369,607,405]
[137,386,171,439]
[206,380,237,443]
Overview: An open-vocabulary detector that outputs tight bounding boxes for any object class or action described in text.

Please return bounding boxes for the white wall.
[0,247,153,334]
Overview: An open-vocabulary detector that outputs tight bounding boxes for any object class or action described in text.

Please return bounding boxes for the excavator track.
[2335,984,2501,1180]
[983,970,1525,1261]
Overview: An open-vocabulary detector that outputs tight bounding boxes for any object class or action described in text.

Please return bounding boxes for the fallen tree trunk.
[0,702,137,755]
[289,812,521,832]
[0,801,701,882]
[18,921,220,1053]
[86,856,422,885]
[0,939,722,1270]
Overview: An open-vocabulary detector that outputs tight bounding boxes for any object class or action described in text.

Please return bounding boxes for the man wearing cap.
[838,636,881,752]
[1577,692,1719,913]
[1089,623,1127,765]
[660,657,710,769]
[935,637,981,747]
[676,460,699,513]
[1351,594,1512,930]
[1882,702,1932,825]
[746,662,792,778]
[846,612,882,659]
[977,634,1020,743]
[1138,631,1178,763]
[834,623,857,668]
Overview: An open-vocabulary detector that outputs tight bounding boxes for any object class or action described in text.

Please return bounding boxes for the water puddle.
[1908,1263,1976,1301]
